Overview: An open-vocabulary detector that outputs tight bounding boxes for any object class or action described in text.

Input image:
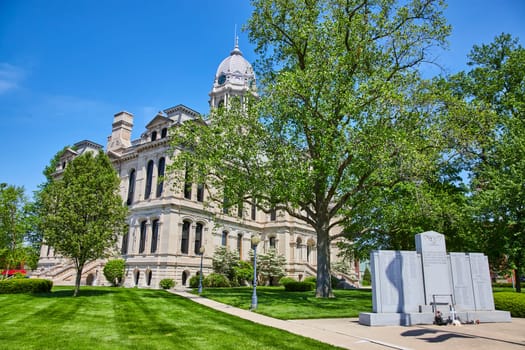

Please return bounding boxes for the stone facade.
[35,42,350,288]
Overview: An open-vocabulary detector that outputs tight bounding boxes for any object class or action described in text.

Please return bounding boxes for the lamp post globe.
[250,235,261,310]
[198,246,205,294]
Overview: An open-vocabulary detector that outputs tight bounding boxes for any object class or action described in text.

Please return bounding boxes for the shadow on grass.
[33,286,119,298]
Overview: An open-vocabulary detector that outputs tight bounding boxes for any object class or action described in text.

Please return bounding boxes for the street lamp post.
[250,235,261,310]
[198,246,205,294]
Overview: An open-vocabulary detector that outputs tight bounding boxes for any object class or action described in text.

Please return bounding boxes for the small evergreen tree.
[362,267,372,286]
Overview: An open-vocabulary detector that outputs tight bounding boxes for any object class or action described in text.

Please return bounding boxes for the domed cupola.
[209,37,257,109]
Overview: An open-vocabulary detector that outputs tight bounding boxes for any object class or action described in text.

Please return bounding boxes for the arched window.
[237,233,243,259]
[156,157,165,198]
[194,223,203,254]
[221,231,228,246]
[151,219,159,253]
[151,131,157,141]
[145,160,154,199]
[296,237,302,260]
[139,220,147,254]
[181,221,190,254]
[307,241,314,263]
[161,128,167,138]
[126,169,136,205]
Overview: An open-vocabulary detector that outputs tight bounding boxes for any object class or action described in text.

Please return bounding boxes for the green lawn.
[0,287,341,350]
[196,287,373,320]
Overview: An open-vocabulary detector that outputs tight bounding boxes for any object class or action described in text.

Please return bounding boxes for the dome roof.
[215,39,255,86]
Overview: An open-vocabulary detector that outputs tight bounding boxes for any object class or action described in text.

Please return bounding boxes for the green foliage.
[284,281,315,292]
[361,267,372,286]
[211,247,240,282]
[279,277,296,286]
[0,278,53,294]
[0,184,36,274]
[493,292,525,318]
[303,276,316,285]
[203,273,231,288]
[189,275,200,288]
[38,150,128,296]
[448,34,525,290]
[159,278,176,289]
[233,260,253,286]
[103,259,125,286]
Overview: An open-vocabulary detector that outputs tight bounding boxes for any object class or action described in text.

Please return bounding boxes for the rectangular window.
[121,232,129,255]
[251,203,256,221]
[270,208,277,221]
[221,231,228,246]
[197,183,204,202]
[156,158,165,198]
[151,219,159,253]
[184,162,192,199]
[139,220,147,254]
[237,234,243,259]
[181,221,190,254]
[194,223,203,254]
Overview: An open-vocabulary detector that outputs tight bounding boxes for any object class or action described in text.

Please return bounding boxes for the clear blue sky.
[1,1,524,196]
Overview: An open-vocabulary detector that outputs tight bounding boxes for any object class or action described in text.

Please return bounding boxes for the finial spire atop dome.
[231,25,242,56]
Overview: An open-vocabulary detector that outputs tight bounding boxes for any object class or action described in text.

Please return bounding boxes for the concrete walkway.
[171,290,525,350]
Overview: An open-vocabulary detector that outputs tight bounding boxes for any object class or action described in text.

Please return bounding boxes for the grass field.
[197,287,373,319]
[0,287,342,350]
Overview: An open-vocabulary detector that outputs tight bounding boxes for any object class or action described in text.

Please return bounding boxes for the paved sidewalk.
[171,290,525,350]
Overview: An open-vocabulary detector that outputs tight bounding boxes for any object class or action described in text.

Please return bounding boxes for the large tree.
[39,150,127,296]
[170,0,451,297]
[450,34,525,291]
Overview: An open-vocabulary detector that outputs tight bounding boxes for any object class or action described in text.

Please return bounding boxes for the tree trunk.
[515,268,522,293]
[316,228,333,298]
[73,264,84,297]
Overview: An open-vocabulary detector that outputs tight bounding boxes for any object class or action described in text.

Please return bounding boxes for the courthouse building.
[36,41,352,288]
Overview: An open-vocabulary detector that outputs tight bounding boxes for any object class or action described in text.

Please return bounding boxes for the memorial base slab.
[359,310,511,326]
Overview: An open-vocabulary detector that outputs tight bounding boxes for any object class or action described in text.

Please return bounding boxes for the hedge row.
[0,278,53,294]
[493,292,525,318]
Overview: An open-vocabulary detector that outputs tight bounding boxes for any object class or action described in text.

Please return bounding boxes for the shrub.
[492,282,513,288]
[303,276,316,284]
[493,292,525,317]
[189,275,200,288]
[159,278,175,289]
[331,275,341,289]
[0,278,53,294]
[103,259,125,286]
[284,281,314,292]
[203,273,231,288]
[279,277,296,286]
[233,260,253,286]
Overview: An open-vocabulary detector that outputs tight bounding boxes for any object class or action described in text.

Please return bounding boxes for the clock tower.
[209,37,257,109]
